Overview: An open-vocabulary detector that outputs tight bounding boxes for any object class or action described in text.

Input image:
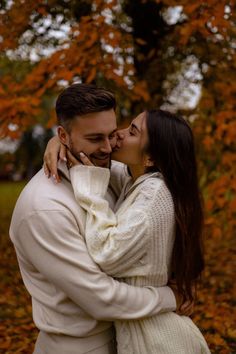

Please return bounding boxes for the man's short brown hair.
[56,83,116,131]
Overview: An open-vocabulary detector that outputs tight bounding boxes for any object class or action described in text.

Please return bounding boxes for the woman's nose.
[116,129,125,140]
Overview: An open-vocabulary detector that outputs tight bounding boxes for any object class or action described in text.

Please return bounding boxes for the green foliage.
[0,181,26,234]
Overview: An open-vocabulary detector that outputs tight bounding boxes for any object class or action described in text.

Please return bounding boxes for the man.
[10,84,178,354]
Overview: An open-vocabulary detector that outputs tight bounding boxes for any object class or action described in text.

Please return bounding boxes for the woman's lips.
[112,145,121,152]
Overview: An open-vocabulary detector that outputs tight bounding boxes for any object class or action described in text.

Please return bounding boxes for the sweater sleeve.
[70,165,162,276]
[109,160,131,199]
[13,209,176,321]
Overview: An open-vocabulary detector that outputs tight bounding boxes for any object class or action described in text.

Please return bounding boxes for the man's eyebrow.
[84,133,104,138]
[84,129,117,138]
[131,123,141,133]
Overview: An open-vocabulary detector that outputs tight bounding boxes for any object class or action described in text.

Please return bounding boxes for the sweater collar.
[123,171,163,199]
[57,160,162,196]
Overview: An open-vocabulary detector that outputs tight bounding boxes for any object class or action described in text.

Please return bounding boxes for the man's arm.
[15,209,176,321]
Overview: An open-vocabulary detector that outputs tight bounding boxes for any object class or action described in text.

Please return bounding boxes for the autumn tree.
[0,0,235,351]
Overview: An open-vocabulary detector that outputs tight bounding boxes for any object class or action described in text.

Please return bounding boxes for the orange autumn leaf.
[203,135,214,150]
[86,67,97,83]
[212,227,222,239]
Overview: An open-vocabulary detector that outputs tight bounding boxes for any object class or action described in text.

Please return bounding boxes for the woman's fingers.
[59,143,67,162]
[66,151,94,168]
[43,136,61,182]
[79,152,94,166]
[43,161,61,183]
[43,161,50,178]
[66,150,81,167]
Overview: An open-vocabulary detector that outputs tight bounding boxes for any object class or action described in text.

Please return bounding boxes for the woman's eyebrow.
[131,123,141,133]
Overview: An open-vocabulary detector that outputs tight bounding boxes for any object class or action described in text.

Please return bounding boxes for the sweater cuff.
[157,286,177,312]
[70,165,110,197]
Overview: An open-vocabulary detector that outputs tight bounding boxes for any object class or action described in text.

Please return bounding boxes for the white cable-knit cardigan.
[70,164,210,354]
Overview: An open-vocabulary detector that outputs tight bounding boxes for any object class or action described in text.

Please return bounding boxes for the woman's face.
[112,112,149,167]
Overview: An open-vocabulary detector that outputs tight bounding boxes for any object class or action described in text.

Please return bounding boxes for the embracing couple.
[10,83,210,353]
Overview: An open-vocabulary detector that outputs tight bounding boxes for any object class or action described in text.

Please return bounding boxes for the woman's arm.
[43,136,67,183]
[70,165,171,277]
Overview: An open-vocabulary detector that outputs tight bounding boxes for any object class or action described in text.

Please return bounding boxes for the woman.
[44,109,210,353]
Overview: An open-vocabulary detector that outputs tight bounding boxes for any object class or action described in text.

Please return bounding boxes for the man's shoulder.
[13,168,78,216]
[10,168,86,239]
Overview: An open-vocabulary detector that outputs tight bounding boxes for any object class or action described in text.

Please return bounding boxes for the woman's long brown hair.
[146,109,204,302]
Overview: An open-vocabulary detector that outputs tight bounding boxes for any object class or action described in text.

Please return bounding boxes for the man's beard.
[68,139,111,168]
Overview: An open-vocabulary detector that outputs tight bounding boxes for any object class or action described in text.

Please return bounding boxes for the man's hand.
[169,281,194,316]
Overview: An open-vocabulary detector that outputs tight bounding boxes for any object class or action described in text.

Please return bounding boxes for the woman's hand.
[43,136,66,183]
[43,135,95,182]
[67,151,94,168]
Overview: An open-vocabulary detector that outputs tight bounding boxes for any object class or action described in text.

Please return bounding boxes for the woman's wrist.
[70,165,110,197]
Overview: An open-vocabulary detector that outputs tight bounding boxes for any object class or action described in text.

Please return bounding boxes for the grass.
[0,180,26,212]
[0,181,26,244]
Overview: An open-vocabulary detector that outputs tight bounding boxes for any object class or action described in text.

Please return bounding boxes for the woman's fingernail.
[80,152,85,157]
[63,157,67,162]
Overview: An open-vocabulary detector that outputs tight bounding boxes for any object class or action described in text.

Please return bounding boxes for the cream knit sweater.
[70,164,210,354]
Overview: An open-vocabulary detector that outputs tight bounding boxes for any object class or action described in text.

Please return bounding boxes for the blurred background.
[0,0,235,353]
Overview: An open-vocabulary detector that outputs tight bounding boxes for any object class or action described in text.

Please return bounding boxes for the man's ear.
[57,126,69,146]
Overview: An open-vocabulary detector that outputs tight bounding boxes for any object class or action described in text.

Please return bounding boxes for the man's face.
[58,109,117,168]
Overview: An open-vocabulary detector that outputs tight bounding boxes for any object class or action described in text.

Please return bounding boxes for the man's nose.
[100,138,112,153]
